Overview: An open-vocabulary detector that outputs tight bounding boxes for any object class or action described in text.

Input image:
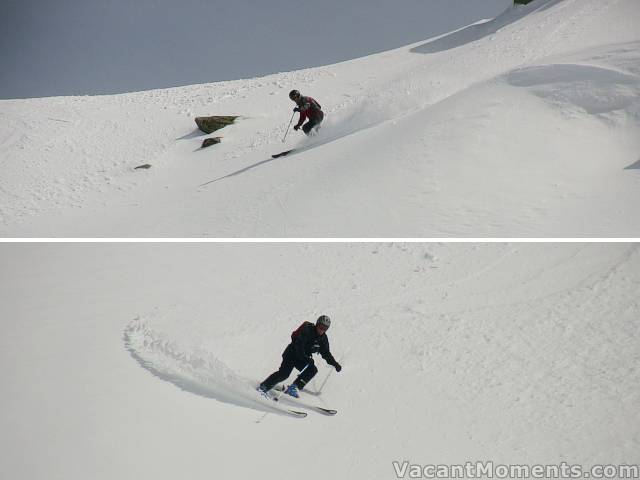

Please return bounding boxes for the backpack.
[309,97,322,112]
[291,321,313,341]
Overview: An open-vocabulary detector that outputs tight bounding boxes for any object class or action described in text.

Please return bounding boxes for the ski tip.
[271,149,295,158]
[317,408,338,416]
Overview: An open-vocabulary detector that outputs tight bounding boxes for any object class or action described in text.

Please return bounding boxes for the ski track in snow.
[123,316,302,418]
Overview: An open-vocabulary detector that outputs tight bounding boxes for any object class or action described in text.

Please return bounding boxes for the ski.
[296,389,321,396]
[257,389,307,418]
[293,403,336,416]
[273,385,337,415]
[272,149,295,158]
[277,394,337,416]
[275,384,321,396]
[278,408,308,418]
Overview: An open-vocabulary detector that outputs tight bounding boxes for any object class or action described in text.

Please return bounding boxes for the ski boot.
[257,384,270,400]
[284,383,300,398]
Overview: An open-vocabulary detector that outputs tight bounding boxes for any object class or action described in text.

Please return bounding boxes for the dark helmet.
[316,315,331,329]
[289,89,301,101]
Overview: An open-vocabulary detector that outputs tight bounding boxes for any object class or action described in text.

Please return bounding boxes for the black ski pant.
[302,112,324,136]
[261,344,318,391]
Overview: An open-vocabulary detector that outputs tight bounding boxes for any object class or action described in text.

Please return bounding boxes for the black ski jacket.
[286,322,338,367]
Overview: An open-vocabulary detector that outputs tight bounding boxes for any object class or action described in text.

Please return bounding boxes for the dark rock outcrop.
[195,116,237,134]
[201,137,222,149]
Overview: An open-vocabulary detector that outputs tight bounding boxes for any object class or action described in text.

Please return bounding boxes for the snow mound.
[506,61,640,118]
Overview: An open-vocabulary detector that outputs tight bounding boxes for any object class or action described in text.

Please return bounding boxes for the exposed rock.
[135,164,152,170]
[201,137,222,149]
[195,116,237,134]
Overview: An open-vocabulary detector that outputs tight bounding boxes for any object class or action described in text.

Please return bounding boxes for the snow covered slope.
[1,243,639,479]
[1,0,640,237]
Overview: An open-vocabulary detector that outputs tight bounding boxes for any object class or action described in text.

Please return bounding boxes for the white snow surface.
[1,0,640,237]
[1,242,639,479]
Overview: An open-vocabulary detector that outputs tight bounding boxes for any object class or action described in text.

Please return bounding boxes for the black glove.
[293,125,300,131]
[293,107,300,112]
[334,363,342,373]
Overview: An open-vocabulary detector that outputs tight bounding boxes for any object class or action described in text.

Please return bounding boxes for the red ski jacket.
[295,96,323,126]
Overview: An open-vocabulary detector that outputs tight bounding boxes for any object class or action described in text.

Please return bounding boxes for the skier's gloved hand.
[293,125,300,131]
[334,363,342,373]
[293,107,301,112]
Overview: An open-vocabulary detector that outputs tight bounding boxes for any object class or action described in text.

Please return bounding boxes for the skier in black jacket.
[259,315,342,398]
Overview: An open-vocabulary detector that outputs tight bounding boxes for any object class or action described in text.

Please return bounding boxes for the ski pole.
[282,110,296,143]
[317,364,334,394]
[317,348,349,394]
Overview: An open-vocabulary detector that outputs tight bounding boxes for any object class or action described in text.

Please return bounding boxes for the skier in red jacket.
[289,89,324,136]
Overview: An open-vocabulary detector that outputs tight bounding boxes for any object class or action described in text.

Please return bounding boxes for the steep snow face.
[1,243,639,479]
[1,0,640,237]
